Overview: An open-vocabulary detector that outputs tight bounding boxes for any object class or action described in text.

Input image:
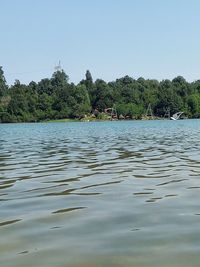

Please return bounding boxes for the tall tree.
[85,70,93,85]
[0,66,8,97]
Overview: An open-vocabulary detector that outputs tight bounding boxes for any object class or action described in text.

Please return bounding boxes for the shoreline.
[0,116,194,124]
[42,117,189,123]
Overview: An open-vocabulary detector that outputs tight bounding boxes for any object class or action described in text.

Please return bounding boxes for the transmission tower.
[55,60,62,72]
[145,103,153,117]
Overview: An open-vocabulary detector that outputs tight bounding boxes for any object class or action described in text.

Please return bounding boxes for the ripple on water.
[0,120,200,267]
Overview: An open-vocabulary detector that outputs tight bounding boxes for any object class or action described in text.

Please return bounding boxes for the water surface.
[0,120,200,267]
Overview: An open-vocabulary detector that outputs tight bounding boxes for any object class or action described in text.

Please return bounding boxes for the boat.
[170,112,184,120]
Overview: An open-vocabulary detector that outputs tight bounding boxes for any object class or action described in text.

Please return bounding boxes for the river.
[0,120,200,267]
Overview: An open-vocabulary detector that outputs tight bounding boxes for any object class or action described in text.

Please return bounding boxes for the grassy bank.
[43,118,79,123]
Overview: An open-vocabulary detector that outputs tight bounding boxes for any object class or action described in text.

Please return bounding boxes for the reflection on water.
[0,120,200,267]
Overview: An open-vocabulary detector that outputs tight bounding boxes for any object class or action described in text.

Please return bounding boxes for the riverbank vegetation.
[1,66,200,123]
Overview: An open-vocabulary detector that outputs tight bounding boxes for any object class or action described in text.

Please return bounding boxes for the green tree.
[70,84,91,117]
[51,70,69,88]
[1,64,200,122]
[0,66,8,97]
[37,78,53,95]
[187,94,200,117]
[93,79,113,111]
[85,70,93,85]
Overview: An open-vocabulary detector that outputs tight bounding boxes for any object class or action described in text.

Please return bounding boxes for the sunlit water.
[0,120,200,267]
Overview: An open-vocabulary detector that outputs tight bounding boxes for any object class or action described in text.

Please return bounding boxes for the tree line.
[0,66,200,122]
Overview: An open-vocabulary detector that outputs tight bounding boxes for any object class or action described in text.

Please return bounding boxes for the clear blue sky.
[1,0,200,85]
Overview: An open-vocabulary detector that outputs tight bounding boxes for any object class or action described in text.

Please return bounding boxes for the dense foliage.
[1,66,200,122]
